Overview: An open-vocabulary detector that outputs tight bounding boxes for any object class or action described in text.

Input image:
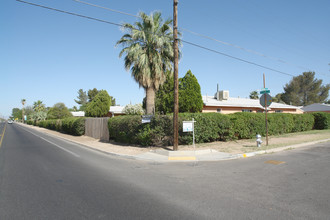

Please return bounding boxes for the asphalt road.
[0,122,329,219]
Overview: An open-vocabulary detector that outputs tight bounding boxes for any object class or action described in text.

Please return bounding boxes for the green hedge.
[33,117,85,136]
[108,112,325,147]
[312,112,330,130]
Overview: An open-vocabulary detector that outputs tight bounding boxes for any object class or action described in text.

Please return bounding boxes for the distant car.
[7,120,13,124]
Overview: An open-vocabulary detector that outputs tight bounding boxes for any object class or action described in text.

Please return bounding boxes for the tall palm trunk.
[146,87,155,115]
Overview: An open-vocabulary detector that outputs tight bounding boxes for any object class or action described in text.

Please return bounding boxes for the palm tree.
[116,12,178,115]
[249,91,259,99]
[33,100,46,112]
[21,99,26,122]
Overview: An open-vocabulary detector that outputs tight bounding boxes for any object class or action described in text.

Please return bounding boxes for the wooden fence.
[85,117,109,141]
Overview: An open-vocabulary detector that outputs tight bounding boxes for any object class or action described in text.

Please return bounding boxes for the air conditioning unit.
[221,90,229,100]
[215,90,229,101]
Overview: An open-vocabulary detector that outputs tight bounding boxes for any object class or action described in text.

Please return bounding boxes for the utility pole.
[263,73,269,146]
[173,0,179,151]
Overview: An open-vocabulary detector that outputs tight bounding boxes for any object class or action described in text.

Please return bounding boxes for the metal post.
[173,0,179,151]
[192,118,195,150]
[263,73,269,146]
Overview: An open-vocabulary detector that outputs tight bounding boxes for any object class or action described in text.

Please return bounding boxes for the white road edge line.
[20,126,80,158]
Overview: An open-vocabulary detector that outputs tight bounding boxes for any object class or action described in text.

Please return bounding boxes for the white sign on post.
[183,121,193,132]
[182,118,196,149]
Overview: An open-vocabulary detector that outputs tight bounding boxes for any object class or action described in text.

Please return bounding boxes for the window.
[217,108,221,113]
[257,110,263,113]
[275,110,283,113]
[242,109,252,112]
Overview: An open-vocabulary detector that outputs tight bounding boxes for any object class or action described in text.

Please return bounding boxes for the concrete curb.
[16,123,330,163]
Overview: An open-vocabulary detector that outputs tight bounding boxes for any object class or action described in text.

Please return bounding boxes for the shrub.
[33,117,85,136]
[85,90,111,117]
[230,113,265,139]
[292,114,314,132]
[312,112,330,129]
[107,112,322,147]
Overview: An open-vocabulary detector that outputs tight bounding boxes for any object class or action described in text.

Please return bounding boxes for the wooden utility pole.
[173,0,179,151]
[263,73,269,146]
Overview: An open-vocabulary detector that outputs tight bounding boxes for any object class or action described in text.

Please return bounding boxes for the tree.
[11,108,22,120]
[110,96,116,106]
[123,104,144,115]
[155,71,174,114]
[116,12,176,115]
[249,91,259,99]
[47,103,72,119]
[30,111,47,122]
[33,100,46,112]
[281,72,330,106]
[74,89,88,110]
[179,70,203,113]
[272,93,284,103]
[88,88,99,103]
[85,90,111,117]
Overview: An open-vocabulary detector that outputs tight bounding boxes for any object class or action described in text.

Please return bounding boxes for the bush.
[33,117,85,136]
[312,112,330,129]
[107,112,326,147]
[230,113,265,139]
[85,90,111,117]
[292,114,314,132]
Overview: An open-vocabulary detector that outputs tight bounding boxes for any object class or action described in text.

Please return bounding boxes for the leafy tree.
[85,90,111,117]
[116,12,177,115]
[272,93,284,103]
[11,108,22,120]
[155,71,174,114]
[47,103,72,119]
[30,111,47,122]
[74,89,88,110]
[249,91,259,99]
[88,88,99,103]
[281,72,330,106]
[25,106,34,120]
[110,96,116,106]
[33,100,46,112]
[179,70,203,113]
[123,104,144,115]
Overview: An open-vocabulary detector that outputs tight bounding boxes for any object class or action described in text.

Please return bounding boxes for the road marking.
[168,156,196,161]
[265,160,285,165]
[20,126,80,158]
[0,123,7,148]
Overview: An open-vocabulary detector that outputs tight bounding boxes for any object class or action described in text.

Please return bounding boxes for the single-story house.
[71,111,85,117]
[301,103,330,113]
[71,106,126,118]
[202,90,303,114]
[107,106,126,117]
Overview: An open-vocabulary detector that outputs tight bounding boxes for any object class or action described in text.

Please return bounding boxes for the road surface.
[0,122,329,219]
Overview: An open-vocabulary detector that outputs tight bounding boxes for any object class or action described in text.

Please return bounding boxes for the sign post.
[259,74,272,146]
[183,118,196,149]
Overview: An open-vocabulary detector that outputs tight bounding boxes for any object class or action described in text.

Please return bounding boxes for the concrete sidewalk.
[134,139,330,162]
[17,122,330,163]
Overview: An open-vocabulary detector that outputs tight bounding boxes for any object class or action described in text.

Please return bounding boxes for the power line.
[16,0,123,28]
[181,40,295,77]
[73,0,139,18]
[73,0,311,73]
[17,0,295,77]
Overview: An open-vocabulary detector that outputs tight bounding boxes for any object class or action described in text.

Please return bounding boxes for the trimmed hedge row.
[312,112,330,129]
[27,117,85,136]
[108,112,324,146]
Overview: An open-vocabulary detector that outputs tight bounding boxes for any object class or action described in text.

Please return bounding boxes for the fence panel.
[85,117,109,141]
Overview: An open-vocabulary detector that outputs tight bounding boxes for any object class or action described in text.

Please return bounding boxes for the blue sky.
[1,0,329,118]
